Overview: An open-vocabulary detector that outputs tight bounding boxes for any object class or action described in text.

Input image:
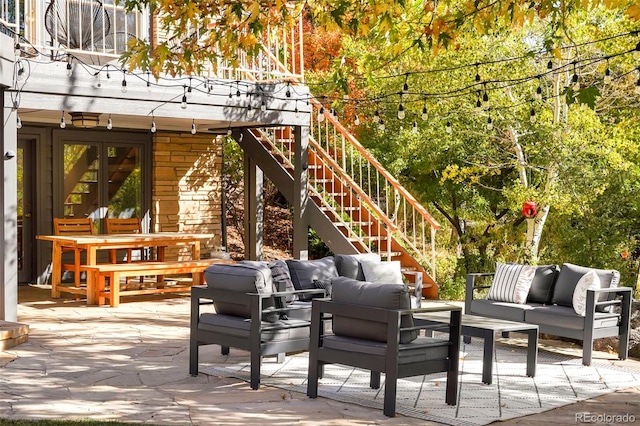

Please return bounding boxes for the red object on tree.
[522,201,537,218]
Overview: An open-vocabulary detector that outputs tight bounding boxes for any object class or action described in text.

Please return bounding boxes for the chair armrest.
[584,287,632,330]
[465,273,494,313]
[402,271,423,302]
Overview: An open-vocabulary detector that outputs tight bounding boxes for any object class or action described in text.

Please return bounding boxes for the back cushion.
[526,265,560,304]
[551,263,620,307]
[204,262,278,322]
[286,257,338,301]
[331,277,417,344]
[334,253,382,280]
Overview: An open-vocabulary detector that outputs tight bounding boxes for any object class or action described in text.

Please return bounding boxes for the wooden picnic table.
[36,232,214,304]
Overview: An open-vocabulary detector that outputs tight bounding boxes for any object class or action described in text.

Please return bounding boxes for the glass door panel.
[106,146,142,219]
[62,143,101,232]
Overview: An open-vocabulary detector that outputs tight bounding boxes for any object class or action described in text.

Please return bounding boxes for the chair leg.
[189,340,199,376]
[74,250,81,300]
[276,353,285,363]
[250,350,261,390]
[383,372,397,417]
[221,346,230,355]
[463,336,471,344]
[446,363,458,405]
[307,358,319,398]
[370,371,380,389]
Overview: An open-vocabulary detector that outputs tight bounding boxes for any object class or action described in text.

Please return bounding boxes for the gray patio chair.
[307,278,461,417]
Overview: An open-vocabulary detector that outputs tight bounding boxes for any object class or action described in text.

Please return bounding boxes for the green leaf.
[576,86,601,110]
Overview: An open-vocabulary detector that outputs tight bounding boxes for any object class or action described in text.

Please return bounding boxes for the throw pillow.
[572,270,601,316]
[526,265,560,304]
[551,263,619,309]
[487,262,536,304]
[334,253,382,280]
[360,260,403,284]
[268,260,297,304]
[313,278,332,297]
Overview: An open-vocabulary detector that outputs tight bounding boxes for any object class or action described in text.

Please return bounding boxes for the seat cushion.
[199,313,311,342]
[526,264,560,304]
[331,277,417,344]
[334,253,381,280]
[323,335,450,364]
[286,257,338,301]
[204,262,277,322]
[470,299,537,322]
[551,263,620,308]
[525,305,620,331]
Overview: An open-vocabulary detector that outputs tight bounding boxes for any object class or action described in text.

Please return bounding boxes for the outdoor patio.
[1,285,639,425]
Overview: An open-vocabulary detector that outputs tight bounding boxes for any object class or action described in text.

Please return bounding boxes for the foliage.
[121,0,640,78]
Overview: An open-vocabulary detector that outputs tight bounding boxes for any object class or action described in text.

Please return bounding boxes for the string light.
[397,103,405,120]
[475,93,482,112]
[534,81,542,100]
[354,114,360,126]
[286,82,291,98]
[191,119,197,134]
[181,86,188,109]
[295,100,300,118]
[403,74,409,92]
[318,106,325,123]
[150,117,157,133]
[107,114,113,130]
[421,103,428,121]
[16,115,22,129]
[475,65,481,83]
[373,109,380,123]
[530,107,536,124]
[486,112,493,130]
[187,77,193,98]
[66,55,72,77]
[378,119,385,131]
[482,90,489,108]
[604,66,612,84]
[146,71,151,92]
[445,121,452,134]
[412,119,418,133]
[121,71,127,93]
[547,59,553,70]
[571,67,580,91]
[261,98,267,112]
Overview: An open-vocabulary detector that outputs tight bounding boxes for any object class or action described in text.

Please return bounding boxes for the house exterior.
[0,1,440,322]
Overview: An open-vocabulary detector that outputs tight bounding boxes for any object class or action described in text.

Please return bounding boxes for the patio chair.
[190,262,324,390]
[53,217,95,292]
[307,278,461,417]
[105,217,146,284]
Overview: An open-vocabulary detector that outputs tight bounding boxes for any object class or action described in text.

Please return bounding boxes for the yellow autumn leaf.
[247,1,260,23]
[553,47,563,60]
[625,4,640,19]
[603,0,621,9]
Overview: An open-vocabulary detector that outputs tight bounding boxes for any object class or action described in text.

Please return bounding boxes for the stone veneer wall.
[152,132,223,260]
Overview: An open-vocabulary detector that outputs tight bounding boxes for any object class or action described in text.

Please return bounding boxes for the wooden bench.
[85,259,235,307]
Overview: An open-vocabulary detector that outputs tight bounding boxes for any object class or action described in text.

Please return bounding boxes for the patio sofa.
[465,262,632,365]
[189,254,423,388]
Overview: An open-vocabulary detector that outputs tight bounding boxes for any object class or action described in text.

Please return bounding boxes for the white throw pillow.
[572,270,601,316]
[360,260,404,284]
[487,262,536,304]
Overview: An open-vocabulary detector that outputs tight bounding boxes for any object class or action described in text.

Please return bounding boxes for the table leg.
[111,271,121,308]
[51,241,62,298]
[526,328,538,378]
[482,331,496,385]
[85,248,98,304]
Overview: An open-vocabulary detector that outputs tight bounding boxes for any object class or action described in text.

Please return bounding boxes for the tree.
[121,0,640,77]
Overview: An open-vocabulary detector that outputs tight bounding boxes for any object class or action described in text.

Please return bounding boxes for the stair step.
[347,235,388,242]
[379,251,402,258]
[321,206,359,212]
[310,179,334,183]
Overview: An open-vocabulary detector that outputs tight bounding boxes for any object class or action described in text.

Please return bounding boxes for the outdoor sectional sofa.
[189,253,423,389]
[465,262,632,365]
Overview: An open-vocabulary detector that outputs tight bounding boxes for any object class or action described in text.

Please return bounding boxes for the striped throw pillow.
[487,262,536,304]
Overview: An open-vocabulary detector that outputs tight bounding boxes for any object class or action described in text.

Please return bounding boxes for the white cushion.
[572,270,601,316]
[360,260,403,284]
[487,262,536,304]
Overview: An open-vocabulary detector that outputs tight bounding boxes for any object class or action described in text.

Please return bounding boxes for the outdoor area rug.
[201,339,640,425]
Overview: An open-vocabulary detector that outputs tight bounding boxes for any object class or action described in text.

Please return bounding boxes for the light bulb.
[403,81,409,92]
[318,107,325,123]
[412,120,418,134]
[226,128,232,136]
[236,89,241,98]
[534,86,542,100]
[146,72,151,93]
[572,73,579,91]
[121,79,127,93]
[445,121,452,134]
[475,98,482,112]
[354,114,360,126]
[422,106,428,121]
[487,116,493,130]
[378,119,385,131]
[66,62,72,77]
[530,108,536,124]
[547,60,553,70]
[107,116,113,130]
[191,121,197,134]
[482,92,489,108]
[16,63,24,81]
[295,107,300,118]
[286,85,291,98]
[604,68,612,85]
[397,104,405,120]
[635,78,640,95]
[260,100,266,112]
[373,110,380,123]
[16,115,22,129]
[151,121,156,133]
[60,116,66,129]
[343,94,349,101]
[181,95,187,109]
[475,72,481,83]
[187,84,193,99]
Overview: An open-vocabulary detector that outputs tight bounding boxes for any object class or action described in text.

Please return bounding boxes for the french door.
[53,130,149,232]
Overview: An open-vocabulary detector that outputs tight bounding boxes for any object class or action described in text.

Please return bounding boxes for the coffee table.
[415,312,538,385]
